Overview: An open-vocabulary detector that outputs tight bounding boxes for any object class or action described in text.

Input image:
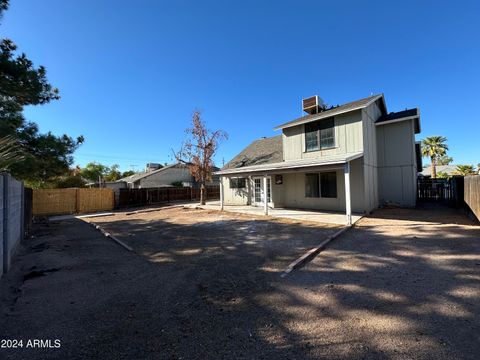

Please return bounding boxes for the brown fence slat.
[465,176,480,221]
[117,186,220,208]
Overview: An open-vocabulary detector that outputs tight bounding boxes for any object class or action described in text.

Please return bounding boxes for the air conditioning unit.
[302,95,324,114]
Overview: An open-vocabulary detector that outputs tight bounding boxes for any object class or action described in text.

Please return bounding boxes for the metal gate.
[417,177,464,206]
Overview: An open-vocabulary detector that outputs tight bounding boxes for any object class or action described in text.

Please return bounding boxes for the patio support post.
[344,162,352,225]
[220,176,224,211]
[263,175,268,215]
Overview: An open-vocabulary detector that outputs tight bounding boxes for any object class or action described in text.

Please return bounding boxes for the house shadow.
[367,202,477,226]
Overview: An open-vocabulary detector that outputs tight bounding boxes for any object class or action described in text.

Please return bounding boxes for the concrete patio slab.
[186,201,363,225]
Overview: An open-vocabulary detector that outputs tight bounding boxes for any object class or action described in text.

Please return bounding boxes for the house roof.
[223,135,283,170]
[376,108,421,134]
[420,165,458,176]
[119,163,186,183]
[216,152,363,176]
[273,94,384,130]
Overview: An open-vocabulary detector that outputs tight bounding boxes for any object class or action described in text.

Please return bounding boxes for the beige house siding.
[362,101,382,212]
[276,158,364,212]
[222,176,250,205]
[282,110,364,161]
[220,96,419,213]
[220,158,364,212]
[376,119,417,206]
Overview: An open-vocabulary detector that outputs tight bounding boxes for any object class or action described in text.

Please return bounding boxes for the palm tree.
[455,165,476,176]
[421,136,449,178]
[0,136,24,170]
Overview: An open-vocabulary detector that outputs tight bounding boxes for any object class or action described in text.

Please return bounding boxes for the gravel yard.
[0,205,479,359]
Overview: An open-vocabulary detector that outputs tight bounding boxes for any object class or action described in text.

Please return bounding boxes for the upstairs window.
[305,118,335,151]
[229,177,246,189]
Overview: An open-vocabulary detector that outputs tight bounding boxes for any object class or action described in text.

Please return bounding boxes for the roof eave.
[375,109,421,134]
[214,153,363,176]
[273,94,384,131]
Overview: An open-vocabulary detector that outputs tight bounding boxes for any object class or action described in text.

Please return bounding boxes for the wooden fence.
[118,186,220,208]
[464,176,480,221]
[33,188,114,216]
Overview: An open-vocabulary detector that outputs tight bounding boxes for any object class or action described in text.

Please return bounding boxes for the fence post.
[75,188,80,214]
[20,182,25,240]
[2,172,9,274]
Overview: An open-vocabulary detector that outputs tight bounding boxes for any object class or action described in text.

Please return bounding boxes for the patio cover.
[215,152,363,176]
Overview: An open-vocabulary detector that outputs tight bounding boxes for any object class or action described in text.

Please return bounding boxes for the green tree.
[0,1,83,186]
[436,155,453,166]
[436,171,450,179]
[80,162,110,182]
[455,165,476,176]
[80,162,122,183]
[0,135,23,170]
[104,164,121,181]
[121,170,136,178]
[421,136,449,179]
[55,175,86,188]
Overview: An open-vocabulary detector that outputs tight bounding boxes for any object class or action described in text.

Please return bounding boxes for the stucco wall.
[376,120,417,206]
[282,110,364,162]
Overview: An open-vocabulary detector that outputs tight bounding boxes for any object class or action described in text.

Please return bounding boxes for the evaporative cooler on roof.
[302,95,324,114]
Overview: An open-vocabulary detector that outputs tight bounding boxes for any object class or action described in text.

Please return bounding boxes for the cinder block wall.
[0,175,4,278]
[1,173,24,279]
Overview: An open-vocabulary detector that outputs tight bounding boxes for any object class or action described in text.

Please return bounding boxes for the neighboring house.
[216,94,421,224]
[419,165,458,177]
[118,163,220,189]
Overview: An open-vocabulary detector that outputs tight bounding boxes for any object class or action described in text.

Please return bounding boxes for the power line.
[74,152,162,162]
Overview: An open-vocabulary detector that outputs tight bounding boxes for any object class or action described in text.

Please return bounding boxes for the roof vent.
[302,95,324,115]
[145,163,162,172]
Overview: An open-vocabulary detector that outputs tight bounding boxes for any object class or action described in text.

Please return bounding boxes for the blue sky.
[2,0,479,171]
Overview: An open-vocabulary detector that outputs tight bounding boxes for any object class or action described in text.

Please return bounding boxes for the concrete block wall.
[0,175,4,279]
[1,173,24,279]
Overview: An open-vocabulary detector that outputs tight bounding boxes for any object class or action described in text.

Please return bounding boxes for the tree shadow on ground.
[2,206,479,360]
[85,206,480,359]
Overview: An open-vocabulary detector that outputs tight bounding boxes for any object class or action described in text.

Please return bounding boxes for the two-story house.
[215,94,421,224]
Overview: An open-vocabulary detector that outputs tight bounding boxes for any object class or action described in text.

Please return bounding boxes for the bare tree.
[174,111,227,205]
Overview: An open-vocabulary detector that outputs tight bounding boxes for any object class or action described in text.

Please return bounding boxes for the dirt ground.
[0,205,479,359]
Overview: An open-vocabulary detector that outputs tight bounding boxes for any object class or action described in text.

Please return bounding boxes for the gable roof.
[420,165,458,176]
[376,108,421,133]
[223,135,283,170]
[274,94,384,130]
[119,163,187,183]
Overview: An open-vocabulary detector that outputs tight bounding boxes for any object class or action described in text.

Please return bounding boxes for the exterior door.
[253,177,271,206]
